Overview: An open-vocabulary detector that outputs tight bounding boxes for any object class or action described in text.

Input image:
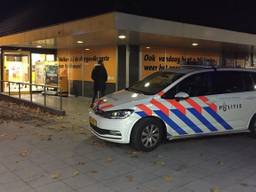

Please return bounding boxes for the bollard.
[60,89,63,111]
[44,86,46,107]
[18,83,21,99]
[8,82,10,96]
[30,84,32,102]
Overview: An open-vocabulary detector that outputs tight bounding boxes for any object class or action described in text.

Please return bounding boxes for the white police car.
[89,66,256,151]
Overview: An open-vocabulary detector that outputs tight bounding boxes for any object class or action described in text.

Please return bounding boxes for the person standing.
[90,59,108,107]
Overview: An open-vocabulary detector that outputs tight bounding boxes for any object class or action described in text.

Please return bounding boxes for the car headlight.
[103,109,134,119]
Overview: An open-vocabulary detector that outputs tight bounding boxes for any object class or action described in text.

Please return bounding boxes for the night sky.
[0,0,256,36]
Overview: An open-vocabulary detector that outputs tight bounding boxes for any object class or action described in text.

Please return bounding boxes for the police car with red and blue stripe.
[89,66,256,151]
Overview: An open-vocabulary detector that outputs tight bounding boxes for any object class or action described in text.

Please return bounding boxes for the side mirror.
[174,92,189,101]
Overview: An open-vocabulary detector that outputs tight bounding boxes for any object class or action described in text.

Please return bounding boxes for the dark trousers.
[91,88,105,106]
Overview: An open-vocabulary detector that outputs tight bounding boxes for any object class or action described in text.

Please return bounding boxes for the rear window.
[213,71,246,94]
[248,72,256,91]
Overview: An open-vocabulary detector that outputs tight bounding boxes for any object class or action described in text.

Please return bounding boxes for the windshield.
[128,72,184,95]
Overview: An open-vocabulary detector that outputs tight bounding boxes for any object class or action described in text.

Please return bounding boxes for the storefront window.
[3,52,30,92]
[31,53,56,91]
[2,51,56,93]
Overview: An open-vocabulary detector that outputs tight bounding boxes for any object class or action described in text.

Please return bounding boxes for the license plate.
[89,116,97,127]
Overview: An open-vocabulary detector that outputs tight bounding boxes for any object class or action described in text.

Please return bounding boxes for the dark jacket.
[91,64,108,90]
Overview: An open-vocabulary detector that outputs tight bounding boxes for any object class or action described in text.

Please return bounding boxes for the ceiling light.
[192,43,199,47]
[85,48,90,51]
[146,46,151,49]
[77,40,84,44]
[36,45,42,48]
[118,35,126,39]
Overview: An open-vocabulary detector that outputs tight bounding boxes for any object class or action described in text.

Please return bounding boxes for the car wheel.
[249,114,256,137]
[130,118,164,152]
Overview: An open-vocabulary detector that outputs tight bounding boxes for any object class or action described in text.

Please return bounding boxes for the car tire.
[249,114,256,137]
[130,118,164,152]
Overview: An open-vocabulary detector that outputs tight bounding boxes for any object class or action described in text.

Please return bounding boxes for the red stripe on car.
[167,100,186,114]
[150,99,169,116]
[198,96,217,112]
[186,98,202,113]
[136,104,153,116]
[158,91,165,97]
[100,104,114,110]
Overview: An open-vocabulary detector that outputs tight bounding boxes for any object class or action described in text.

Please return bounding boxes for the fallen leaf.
[126,175,134,182]
[8,135,17,140]
[72,170,80,177]
[128,151,140,158]
[163,175,172,182]
[51,172,61,180]
[79,128,86,134]
[19,149,29,158]
[217,161,224,166]
[105,157,113,163]
[90,170,98,174]
[210,186,221,192]
[240,183,249,187]
[47,135,52,141]
[153,160,166,167]
[78,161,86,165]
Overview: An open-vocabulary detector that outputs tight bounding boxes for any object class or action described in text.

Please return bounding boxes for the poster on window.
[45,65,58,86]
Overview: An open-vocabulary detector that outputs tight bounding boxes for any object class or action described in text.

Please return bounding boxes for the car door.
[212,71,249,131]
[159,71,220,137]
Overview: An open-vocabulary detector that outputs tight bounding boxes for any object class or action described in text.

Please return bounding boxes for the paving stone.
[77,183,116,192]
[12,164,46,182]
[0,171,21,184]
[63,174,99,190]
[1,97,256,192]
[36,181,75,192]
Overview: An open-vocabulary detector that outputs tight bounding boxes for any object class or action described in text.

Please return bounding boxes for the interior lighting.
[118,35,126,39]
[192,42,199,47]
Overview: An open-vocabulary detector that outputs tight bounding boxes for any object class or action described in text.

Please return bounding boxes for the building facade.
[0,12,256,97]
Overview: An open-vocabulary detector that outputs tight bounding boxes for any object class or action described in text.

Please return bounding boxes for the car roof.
[163,65,256,74]
[163,65,215,74]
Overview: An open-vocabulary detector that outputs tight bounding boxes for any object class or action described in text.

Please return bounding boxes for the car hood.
[96,89,150,111]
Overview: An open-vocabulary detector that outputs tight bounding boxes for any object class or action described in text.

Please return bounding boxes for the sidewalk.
[0,97,256,192]
[12,93,90,113]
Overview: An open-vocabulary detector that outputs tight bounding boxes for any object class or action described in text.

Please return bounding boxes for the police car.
[89,66,256,151]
